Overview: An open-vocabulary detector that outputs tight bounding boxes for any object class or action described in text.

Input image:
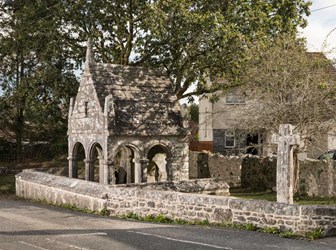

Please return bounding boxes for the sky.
[301,0,336,59]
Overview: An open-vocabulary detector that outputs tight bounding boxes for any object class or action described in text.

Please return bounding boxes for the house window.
[225,94,244,104]
[225,130,235,148]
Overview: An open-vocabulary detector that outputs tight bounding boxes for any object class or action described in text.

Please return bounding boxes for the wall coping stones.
[16,170,336,236]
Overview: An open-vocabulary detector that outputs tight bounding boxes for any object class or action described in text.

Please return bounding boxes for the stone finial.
[85,38,94,67]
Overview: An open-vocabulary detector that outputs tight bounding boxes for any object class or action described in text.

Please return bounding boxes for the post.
[272,124,300,204]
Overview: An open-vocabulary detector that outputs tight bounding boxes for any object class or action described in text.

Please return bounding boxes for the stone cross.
[272,124,300,204]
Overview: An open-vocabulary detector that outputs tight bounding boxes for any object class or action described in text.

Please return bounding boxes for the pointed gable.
[87,63,186,136]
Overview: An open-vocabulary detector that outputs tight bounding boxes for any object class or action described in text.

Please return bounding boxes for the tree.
[232,34,336,152]
[0,0,78,160]
[61,0,311,100]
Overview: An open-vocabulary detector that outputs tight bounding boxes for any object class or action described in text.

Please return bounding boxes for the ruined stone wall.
[298,159,336,197]
[208,155,241,187]
[16,170,336,235]
[189,151,336,196]
[189,151,241,187]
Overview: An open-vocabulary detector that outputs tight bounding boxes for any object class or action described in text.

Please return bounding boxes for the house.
[198,90,266,156]
[198,53,336,158]
[67,40,189,185]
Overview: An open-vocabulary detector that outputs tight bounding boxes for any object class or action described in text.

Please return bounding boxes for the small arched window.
[84,101,88,117]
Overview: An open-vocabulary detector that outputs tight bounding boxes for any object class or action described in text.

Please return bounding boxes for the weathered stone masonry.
[16,170,336,235]
[68,40,189,185]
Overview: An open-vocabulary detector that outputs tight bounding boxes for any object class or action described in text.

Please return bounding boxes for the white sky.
[301,0,336,59]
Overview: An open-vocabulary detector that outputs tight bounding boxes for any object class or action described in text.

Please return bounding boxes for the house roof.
[87,63,186,136]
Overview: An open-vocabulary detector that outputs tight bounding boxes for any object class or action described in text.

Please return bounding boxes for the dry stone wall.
[16,170,336,235]
[190,151,336,197]
[298,159,336,197]
[189,151,241,187]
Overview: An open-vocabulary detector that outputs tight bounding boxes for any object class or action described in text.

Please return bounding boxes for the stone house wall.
[16,170,336,236]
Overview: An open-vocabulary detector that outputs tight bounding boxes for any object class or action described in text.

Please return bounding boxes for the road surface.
[0,197,335,250]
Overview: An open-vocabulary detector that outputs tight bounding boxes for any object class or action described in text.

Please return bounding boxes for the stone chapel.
[67,40,189,185]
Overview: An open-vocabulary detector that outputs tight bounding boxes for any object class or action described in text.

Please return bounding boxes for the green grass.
[0,174,16,195]
[230,189,277,202]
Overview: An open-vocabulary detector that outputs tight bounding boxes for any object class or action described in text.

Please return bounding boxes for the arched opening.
[113,145,141,184]
[89,143,103,182]
[147,145,170,182]
[71,142,86,179]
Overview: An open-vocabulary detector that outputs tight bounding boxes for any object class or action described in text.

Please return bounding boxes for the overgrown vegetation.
[0,174,15,195]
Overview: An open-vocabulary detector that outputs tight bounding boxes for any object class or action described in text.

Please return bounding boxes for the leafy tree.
[0,0,78,160]
[61,0,311,100]
[233,34,336,152]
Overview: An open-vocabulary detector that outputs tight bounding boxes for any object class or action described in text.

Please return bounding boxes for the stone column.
[98,156,104,184]
[126,155,132,184]
[165,158,173,181]
[140,158,149,183]
[272,124,300,204]
[67,156,78,178]
[84,159,94,181]
[107,161,116,185]
[133,157,141,183]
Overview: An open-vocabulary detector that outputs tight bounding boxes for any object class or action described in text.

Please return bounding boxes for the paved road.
[0,197,335,250]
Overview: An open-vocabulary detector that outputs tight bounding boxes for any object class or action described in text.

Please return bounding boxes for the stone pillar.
[98,156,104,184]
[166,158,173,181]
[133,157,141,183]
[272,124,300,204]
[89,160,95,181]
[140,158,149,183]
[67,156,78,178]
[107,161,116,185]
[126,155,132,184]
[84,159,94,181]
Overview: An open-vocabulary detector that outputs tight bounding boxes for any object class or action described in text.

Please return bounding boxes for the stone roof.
[88,63,186,136]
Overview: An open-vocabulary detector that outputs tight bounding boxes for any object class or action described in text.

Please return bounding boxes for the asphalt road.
[0,197,335,250]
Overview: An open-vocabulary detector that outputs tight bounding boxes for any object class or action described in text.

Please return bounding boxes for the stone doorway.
[89,143,103,182]
[114,145,141,184]
[147,145,170,182]
[71,142,86,179]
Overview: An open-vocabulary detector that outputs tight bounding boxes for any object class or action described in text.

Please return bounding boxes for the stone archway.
[69,142,86,179]
[88,142,104,183]
[147,145,171,182]
[113,145,141,184]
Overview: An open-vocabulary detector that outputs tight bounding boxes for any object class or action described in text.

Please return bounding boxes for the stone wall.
[16,170,108,212]
[16,170,336,235]
[189,151,336,196]
[298,159,336,197]
[189,151,241,187]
